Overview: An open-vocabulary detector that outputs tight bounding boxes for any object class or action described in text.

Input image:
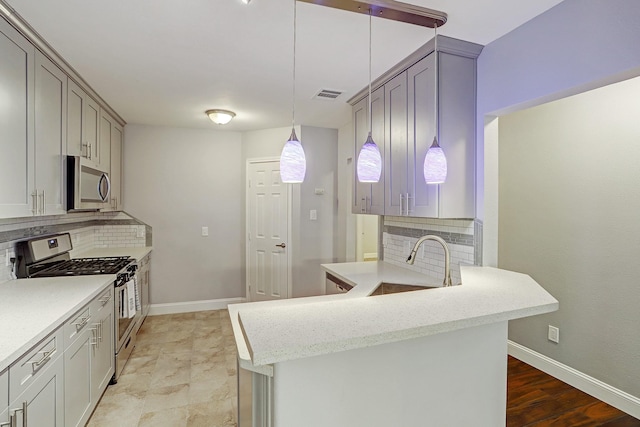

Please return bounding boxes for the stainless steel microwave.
[66,156,111,211]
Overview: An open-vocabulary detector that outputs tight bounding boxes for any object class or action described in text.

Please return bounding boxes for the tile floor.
[87,310,238,427]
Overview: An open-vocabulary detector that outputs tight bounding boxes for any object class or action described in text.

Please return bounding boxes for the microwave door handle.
[98,173,111,202]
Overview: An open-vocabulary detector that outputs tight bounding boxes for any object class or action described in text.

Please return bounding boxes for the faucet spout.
[406,235,453,287]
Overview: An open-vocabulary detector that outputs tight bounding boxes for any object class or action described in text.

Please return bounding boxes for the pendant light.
[356,9,382,183]
[423,23,447,184]
[280,0,306,183]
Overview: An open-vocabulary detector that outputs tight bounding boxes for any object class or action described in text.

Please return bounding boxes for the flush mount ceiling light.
[205,109,236,125]
[423,24,447,184]
[356,9,382,183]
[280,0,306,183]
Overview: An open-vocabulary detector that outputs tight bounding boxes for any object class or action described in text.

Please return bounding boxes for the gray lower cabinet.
[64,327,93,427]
[91,288,115,401]
[9,329,65,427]
[65,287,115,427]
[1,368,8,426]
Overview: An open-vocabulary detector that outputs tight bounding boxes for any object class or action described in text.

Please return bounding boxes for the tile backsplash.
[383,216,482,285]
[0,211,150,283]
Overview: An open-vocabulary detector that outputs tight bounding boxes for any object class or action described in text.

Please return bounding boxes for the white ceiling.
[6,0,564,132]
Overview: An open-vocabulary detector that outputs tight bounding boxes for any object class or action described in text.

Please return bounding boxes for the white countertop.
[0,246,153,372]
[0,275,114,372]
[75,246,153,262]
[233,262,558,367]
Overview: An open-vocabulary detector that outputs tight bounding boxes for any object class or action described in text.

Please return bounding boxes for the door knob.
[275,243,286,248]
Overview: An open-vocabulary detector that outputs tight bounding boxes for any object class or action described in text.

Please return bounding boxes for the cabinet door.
[91,309,114,401]
[384,72,409,216]
[1,368,7,427]
[0,19,35,219]
[64,328,93,427]
[85,96,100,167]
[108,122,123,210]
[10,353,64,427]
[438,53,476,219]
[67,79,84,157]
[408,54,439,218]
[99,109,113,174]
[34,52,67,216]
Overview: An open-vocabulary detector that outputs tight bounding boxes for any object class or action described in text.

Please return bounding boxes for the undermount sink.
[369,282,438,296]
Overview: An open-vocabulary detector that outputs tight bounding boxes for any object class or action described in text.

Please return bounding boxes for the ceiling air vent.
[313,89,343,101]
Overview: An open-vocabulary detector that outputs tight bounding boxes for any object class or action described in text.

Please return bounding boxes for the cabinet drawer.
[9,327,63,400]
[90,286,114,322]
[0,368,7,408]
[64,305,92,348]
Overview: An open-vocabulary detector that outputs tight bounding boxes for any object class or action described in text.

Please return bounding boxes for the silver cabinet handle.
[88,143,92,159]
[73,316,90,330]
[99,294,112,306]
[275,243,286,249]
[30,348,55,374]
[98,320,103,343]
[9,402,26,427]
[31,191,38,215]
[400,193,404,215]
[39,190,45,215]
[405,192,410,216]
[90,326,99,348]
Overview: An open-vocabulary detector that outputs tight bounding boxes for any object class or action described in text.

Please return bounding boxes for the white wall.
[336,122,356,262]
[477,0,640,401]
[499,77,640,398]
[123,124,244,304]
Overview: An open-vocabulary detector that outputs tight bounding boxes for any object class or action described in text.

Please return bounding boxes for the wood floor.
[507,356,640,427]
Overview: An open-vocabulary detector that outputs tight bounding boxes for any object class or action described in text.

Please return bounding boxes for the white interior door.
[247,160,290,301]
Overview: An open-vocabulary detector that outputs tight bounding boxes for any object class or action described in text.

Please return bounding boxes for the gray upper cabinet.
[352,86,385,215]
[0,18,35,219]
[384,72,409,216]
[109,122,123,211]
[98,108,113,174]
[67,79,102,170]
[35,51,67,216]
[407,54,438,218]
[350,35,482,219]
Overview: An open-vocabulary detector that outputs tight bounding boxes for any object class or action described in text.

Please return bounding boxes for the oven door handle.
[98,173,111,202]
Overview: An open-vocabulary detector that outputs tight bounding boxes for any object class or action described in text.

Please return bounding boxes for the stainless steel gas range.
[15,233,144,382]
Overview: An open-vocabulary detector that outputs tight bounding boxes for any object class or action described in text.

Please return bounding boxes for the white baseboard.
[149,297,246,316]
[508,341,640,419]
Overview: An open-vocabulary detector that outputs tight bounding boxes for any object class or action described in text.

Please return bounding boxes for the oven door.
[114,279,137,379]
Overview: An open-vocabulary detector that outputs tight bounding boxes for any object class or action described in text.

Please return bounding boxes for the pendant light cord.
[434,23,438,144]
[292,0,297,129]
[368,8,373,137]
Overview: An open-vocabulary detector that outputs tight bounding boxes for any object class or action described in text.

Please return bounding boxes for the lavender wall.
[476,0,640,407]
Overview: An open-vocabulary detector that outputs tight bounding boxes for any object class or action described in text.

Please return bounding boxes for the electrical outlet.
[201,226,209,237]
[136,226,145,238]
[310,210,317,220]
[548,325,559,343]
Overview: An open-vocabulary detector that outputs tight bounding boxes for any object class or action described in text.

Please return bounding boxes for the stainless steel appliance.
[15,233,140,382]
[66,156,111,211]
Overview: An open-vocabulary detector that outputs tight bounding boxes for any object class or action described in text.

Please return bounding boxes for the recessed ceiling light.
[241,0,251,4]
[205,109,236,125]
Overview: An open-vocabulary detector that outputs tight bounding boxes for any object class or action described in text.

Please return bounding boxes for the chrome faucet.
[406,235,453,287]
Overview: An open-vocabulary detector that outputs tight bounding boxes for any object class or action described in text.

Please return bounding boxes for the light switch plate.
[202,226,209,237]
[310,210,317,221]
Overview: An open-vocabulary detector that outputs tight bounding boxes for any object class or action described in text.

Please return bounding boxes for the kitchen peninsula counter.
[234,262,558,367]
[231,262,558,426]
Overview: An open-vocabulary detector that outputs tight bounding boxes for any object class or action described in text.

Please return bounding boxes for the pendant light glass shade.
[357,132,382,182]
[280,128,306,183]
[356,9,382,183]
[424,137,447,184]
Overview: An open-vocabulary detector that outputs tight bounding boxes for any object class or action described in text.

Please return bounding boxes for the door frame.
[245,157,294,301]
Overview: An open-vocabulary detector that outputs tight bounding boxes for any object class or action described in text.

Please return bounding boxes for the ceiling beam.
[298,0,447,28]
